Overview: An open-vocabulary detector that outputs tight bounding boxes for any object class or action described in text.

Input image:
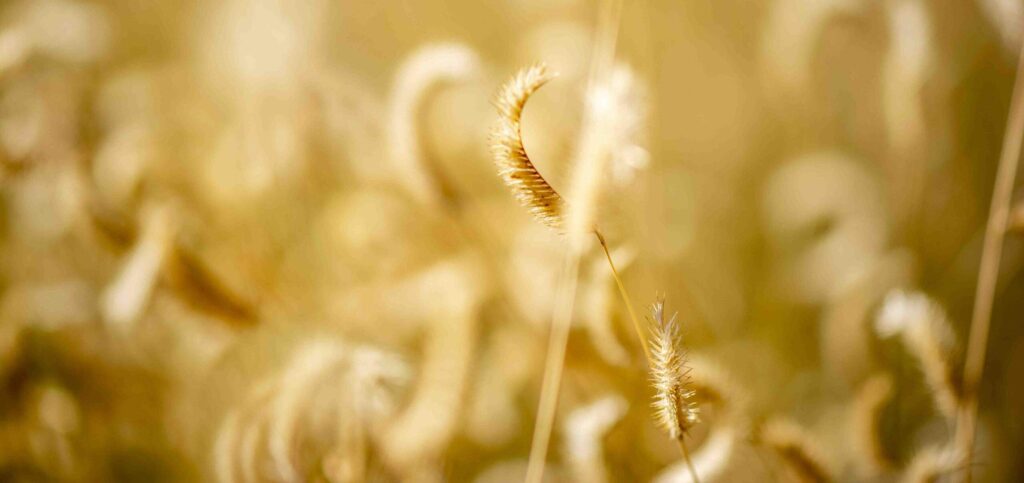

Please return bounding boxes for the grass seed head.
[648,295,699,440]
[490,63,564,229]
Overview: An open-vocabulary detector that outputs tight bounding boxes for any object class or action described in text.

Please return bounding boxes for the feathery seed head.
[490,63,564,229]
[648,295,699,440]
[760,419,833,483]
[875,289,961,419]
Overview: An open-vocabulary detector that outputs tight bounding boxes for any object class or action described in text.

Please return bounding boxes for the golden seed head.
[489,63,564,229]
[876,290,961,419]
[648,295,699,440]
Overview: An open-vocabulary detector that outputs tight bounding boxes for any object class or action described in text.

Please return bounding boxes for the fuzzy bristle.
[876,290,962,420]
[648,296,699,440]
[489,63,564,229]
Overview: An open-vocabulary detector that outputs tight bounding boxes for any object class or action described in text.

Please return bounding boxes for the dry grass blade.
[524,255,581,483]
[956,41,1024,480]
[490,63,564,229]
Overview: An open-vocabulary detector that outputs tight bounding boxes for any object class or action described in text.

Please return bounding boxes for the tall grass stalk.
[954,40,1024,483]
[524,1,624,481]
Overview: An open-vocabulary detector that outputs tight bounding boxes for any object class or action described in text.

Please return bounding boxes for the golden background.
[0,0,1021,481]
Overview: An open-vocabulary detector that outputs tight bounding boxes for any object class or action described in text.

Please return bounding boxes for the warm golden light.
[0,0,1021,481]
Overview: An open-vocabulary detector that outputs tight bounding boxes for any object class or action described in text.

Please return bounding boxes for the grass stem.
[954,41,1024,483]
[595,229,649,360]
[678,437,701,483]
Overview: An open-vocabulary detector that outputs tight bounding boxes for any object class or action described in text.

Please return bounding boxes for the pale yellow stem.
[524,1,623,481]
[678,437,701,483]
[954,41,1024,483]
[595,229,649,360]
[524,255,580,483]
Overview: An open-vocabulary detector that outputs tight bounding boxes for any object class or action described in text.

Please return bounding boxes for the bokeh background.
[0,0,1022,481]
